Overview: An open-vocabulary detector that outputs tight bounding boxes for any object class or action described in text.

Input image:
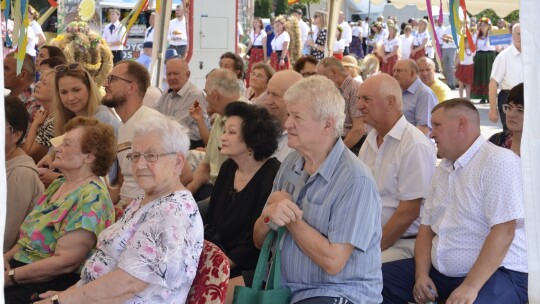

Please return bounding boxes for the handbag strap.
[251,229,276,290]
[265,227,285,290]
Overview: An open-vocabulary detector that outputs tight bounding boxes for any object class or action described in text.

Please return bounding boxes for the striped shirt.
[273,139,383,304]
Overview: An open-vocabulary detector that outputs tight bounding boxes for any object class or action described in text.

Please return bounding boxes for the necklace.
[53,175,96,201]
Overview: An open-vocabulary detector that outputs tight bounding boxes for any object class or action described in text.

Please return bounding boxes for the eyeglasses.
[301,71,317,77]
[105,74,133,85]
[54,63,83,73]
[126,152,176,163]
[502,104,524,114]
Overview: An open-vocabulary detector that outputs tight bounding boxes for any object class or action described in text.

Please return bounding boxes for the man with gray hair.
[317,57,366,153]
[392,59,438,135]
[154,57,208,149]
[417,57,452,103]
[358,74,436,263]
[187,69,242,202]
[254,75,382,304]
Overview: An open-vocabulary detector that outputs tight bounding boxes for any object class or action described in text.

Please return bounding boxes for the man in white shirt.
[339,11,353,55]
[102,8,126,64]
[144,12,155,43]
[358,74,436,263]
[489,23,522,131]
[102,61,191,206]
[168,5,188,57]
[382,99,528,304]
[292,9,310,51]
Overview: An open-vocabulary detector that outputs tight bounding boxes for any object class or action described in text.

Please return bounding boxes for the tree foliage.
[474,8,519,24]
[275,0,288,16]
[255,0,272,18]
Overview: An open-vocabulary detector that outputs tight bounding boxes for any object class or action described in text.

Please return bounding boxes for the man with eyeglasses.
[154,57,208,149]
[489,23,522,131]
[392,59,438,136]
[101,60,192,207]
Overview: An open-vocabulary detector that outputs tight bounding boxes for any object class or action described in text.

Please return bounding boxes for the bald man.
[489,23,522,130]
[358,74,436,263]
[266,70,303,161]
[392,59,438,135]
[417,57,452,103]
[155,57,208,149]
[382,99,527,304]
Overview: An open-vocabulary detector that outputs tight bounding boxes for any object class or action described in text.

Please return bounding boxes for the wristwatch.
[8,269,17,285]
[51,294,60,304]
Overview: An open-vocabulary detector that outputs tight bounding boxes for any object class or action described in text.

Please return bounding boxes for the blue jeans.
[381,258,528,304]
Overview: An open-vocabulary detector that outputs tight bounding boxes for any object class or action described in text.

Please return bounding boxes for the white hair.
[133,115,190,156]
[283,75,345,138]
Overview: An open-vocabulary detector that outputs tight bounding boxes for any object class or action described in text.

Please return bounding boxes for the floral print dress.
[311,28,328,60]
[79,190,204,304]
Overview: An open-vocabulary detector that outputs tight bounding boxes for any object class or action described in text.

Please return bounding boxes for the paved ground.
[439,74,503,140]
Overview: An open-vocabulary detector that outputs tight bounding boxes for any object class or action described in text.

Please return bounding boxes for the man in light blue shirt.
[254,75,383,304]
[393,59,438,136]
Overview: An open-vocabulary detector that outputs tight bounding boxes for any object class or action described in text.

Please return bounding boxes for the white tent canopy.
[349,0,519,17]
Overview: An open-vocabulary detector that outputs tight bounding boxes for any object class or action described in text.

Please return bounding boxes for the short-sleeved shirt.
[474,33,496,51]
[383,37,400,52]
[168,18,188,46]
[400,34,414,59]
[358,116,436,237]
[402,77,438,128]
[490,44,523,90]
[35,115,55,147]
[421,136,528,277]
[430,78,453,103]
[79,190,204,304]
[274,139,383,304]
[102,21,126,51]
[413,31,430,47]
[339,75,363,135]
[203,115,228,183]
[250,30,267,46]
[271,31,290,51]
[311,28,327,60]
[155,81,208,141]
[14,178,114,265]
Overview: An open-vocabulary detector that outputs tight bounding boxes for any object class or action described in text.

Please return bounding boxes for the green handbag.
[232,227,291,304]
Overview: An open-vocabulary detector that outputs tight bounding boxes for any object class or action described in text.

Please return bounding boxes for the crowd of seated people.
[2,16,528,304]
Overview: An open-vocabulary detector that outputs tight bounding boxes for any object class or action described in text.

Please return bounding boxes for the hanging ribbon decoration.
[449,0,476,61]
[425,0,442,61]
[288,0,300,4]
[13,0,30,74]
[2,0,13,47]
[120,0,149,46]
[47,0,58,8]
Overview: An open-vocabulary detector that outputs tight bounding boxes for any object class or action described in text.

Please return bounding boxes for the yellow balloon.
[79,0,95,22]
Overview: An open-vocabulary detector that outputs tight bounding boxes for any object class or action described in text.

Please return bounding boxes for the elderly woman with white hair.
[253,75,383,304]
[36,116,204,304]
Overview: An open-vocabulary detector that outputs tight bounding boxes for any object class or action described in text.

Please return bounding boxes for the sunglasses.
[54,63,83,73]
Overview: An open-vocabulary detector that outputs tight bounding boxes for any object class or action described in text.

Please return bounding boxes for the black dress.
[205,157,280,276]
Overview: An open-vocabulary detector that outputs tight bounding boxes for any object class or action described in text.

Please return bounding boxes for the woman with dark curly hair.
[204,101,281,300]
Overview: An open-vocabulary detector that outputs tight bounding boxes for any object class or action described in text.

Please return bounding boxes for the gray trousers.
[442,47,457,87]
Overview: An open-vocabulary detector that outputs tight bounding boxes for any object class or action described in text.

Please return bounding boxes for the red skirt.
[246,48,265,87]
[380,54,398,74]
[270,51,290,71]
[333,53,344,60]
[410,46,425,61]
[455,64,473,85]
